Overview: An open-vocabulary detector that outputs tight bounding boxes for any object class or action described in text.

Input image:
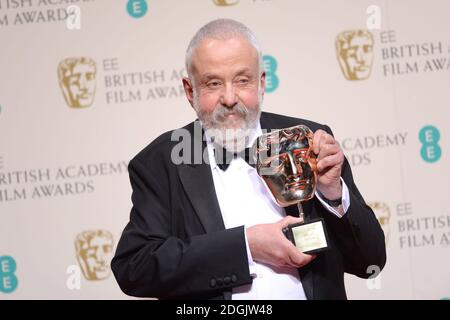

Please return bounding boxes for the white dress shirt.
[204,122,350,300]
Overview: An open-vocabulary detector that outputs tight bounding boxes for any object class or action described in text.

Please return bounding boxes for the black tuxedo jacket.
[111,112,386,300]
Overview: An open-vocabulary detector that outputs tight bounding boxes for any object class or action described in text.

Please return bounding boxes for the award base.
[283,218,329,254]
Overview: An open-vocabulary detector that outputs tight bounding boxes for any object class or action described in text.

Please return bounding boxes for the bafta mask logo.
[368,202,390,244]
[58,57,97,108]
[254,125,317,207]
[75,230,114,281]
[336,30,374,80]
[213,0,239,6]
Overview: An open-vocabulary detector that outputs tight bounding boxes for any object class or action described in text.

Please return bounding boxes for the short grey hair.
[185,19,263,79]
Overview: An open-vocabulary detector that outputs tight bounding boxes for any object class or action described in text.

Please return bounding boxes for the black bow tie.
[214,146,255,171]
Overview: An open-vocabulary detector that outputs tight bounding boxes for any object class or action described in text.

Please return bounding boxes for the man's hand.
[246,216,316,268]
[313,129,345,200]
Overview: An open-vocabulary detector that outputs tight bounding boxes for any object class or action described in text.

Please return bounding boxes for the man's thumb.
[279,215,304,229]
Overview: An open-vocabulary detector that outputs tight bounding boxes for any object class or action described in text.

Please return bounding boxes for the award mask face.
[58,57,97,108]
[75,230,114,280]
[336,30,374,81]
[254,125,317,207]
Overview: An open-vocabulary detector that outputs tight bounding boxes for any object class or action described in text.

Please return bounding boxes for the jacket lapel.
[177,120,226,233]
[178,163,226,233]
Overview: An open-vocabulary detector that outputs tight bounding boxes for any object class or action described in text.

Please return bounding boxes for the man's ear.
[182,77,195,108]
[260,71,266,99]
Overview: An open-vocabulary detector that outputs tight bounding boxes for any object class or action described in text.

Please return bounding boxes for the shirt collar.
[204,122,262,170]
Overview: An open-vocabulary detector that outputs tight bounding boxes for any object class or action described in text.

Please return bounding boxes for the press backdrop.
[1,0,449,299]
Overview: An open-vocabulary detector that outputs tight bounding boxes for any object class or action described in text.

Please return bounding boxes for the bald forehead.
[190,36,259,75]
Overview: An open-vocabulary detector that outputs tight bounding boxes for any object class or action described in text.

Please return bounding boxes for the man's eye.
[207,81,221,88]
[237,78,249,85]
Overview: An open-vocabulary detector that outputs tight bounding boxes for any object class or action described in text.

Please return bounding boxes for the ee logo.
[127,0,148,18]
[0,256,18,294]
[419,125,442,163]
[263,55,279,93]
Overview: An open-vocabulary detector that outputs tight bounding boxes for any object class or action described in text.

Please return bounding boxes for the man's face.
[337,32,374,80]
[255,126,317,207]
[63,62,96,108]
[76,233,113,280]
[184,37,264,138]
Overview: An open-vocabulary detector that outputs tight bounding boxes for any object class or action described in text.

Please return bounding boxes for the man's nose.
[220,83,238,108]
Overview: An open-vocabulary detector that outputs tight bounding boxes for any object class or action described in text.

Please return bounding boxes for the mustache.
[211,103,249,123]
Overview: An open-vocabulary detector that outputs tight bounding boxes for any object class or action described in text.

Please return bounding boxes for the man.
[112,19,386,299]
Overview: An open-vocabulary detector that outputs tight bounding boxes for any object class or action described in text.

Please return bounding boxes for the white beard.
[193,87,263,153]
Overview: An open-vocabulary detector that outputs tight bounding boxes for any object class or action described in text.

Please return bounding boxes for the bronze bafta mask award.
[253,125,329,254]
